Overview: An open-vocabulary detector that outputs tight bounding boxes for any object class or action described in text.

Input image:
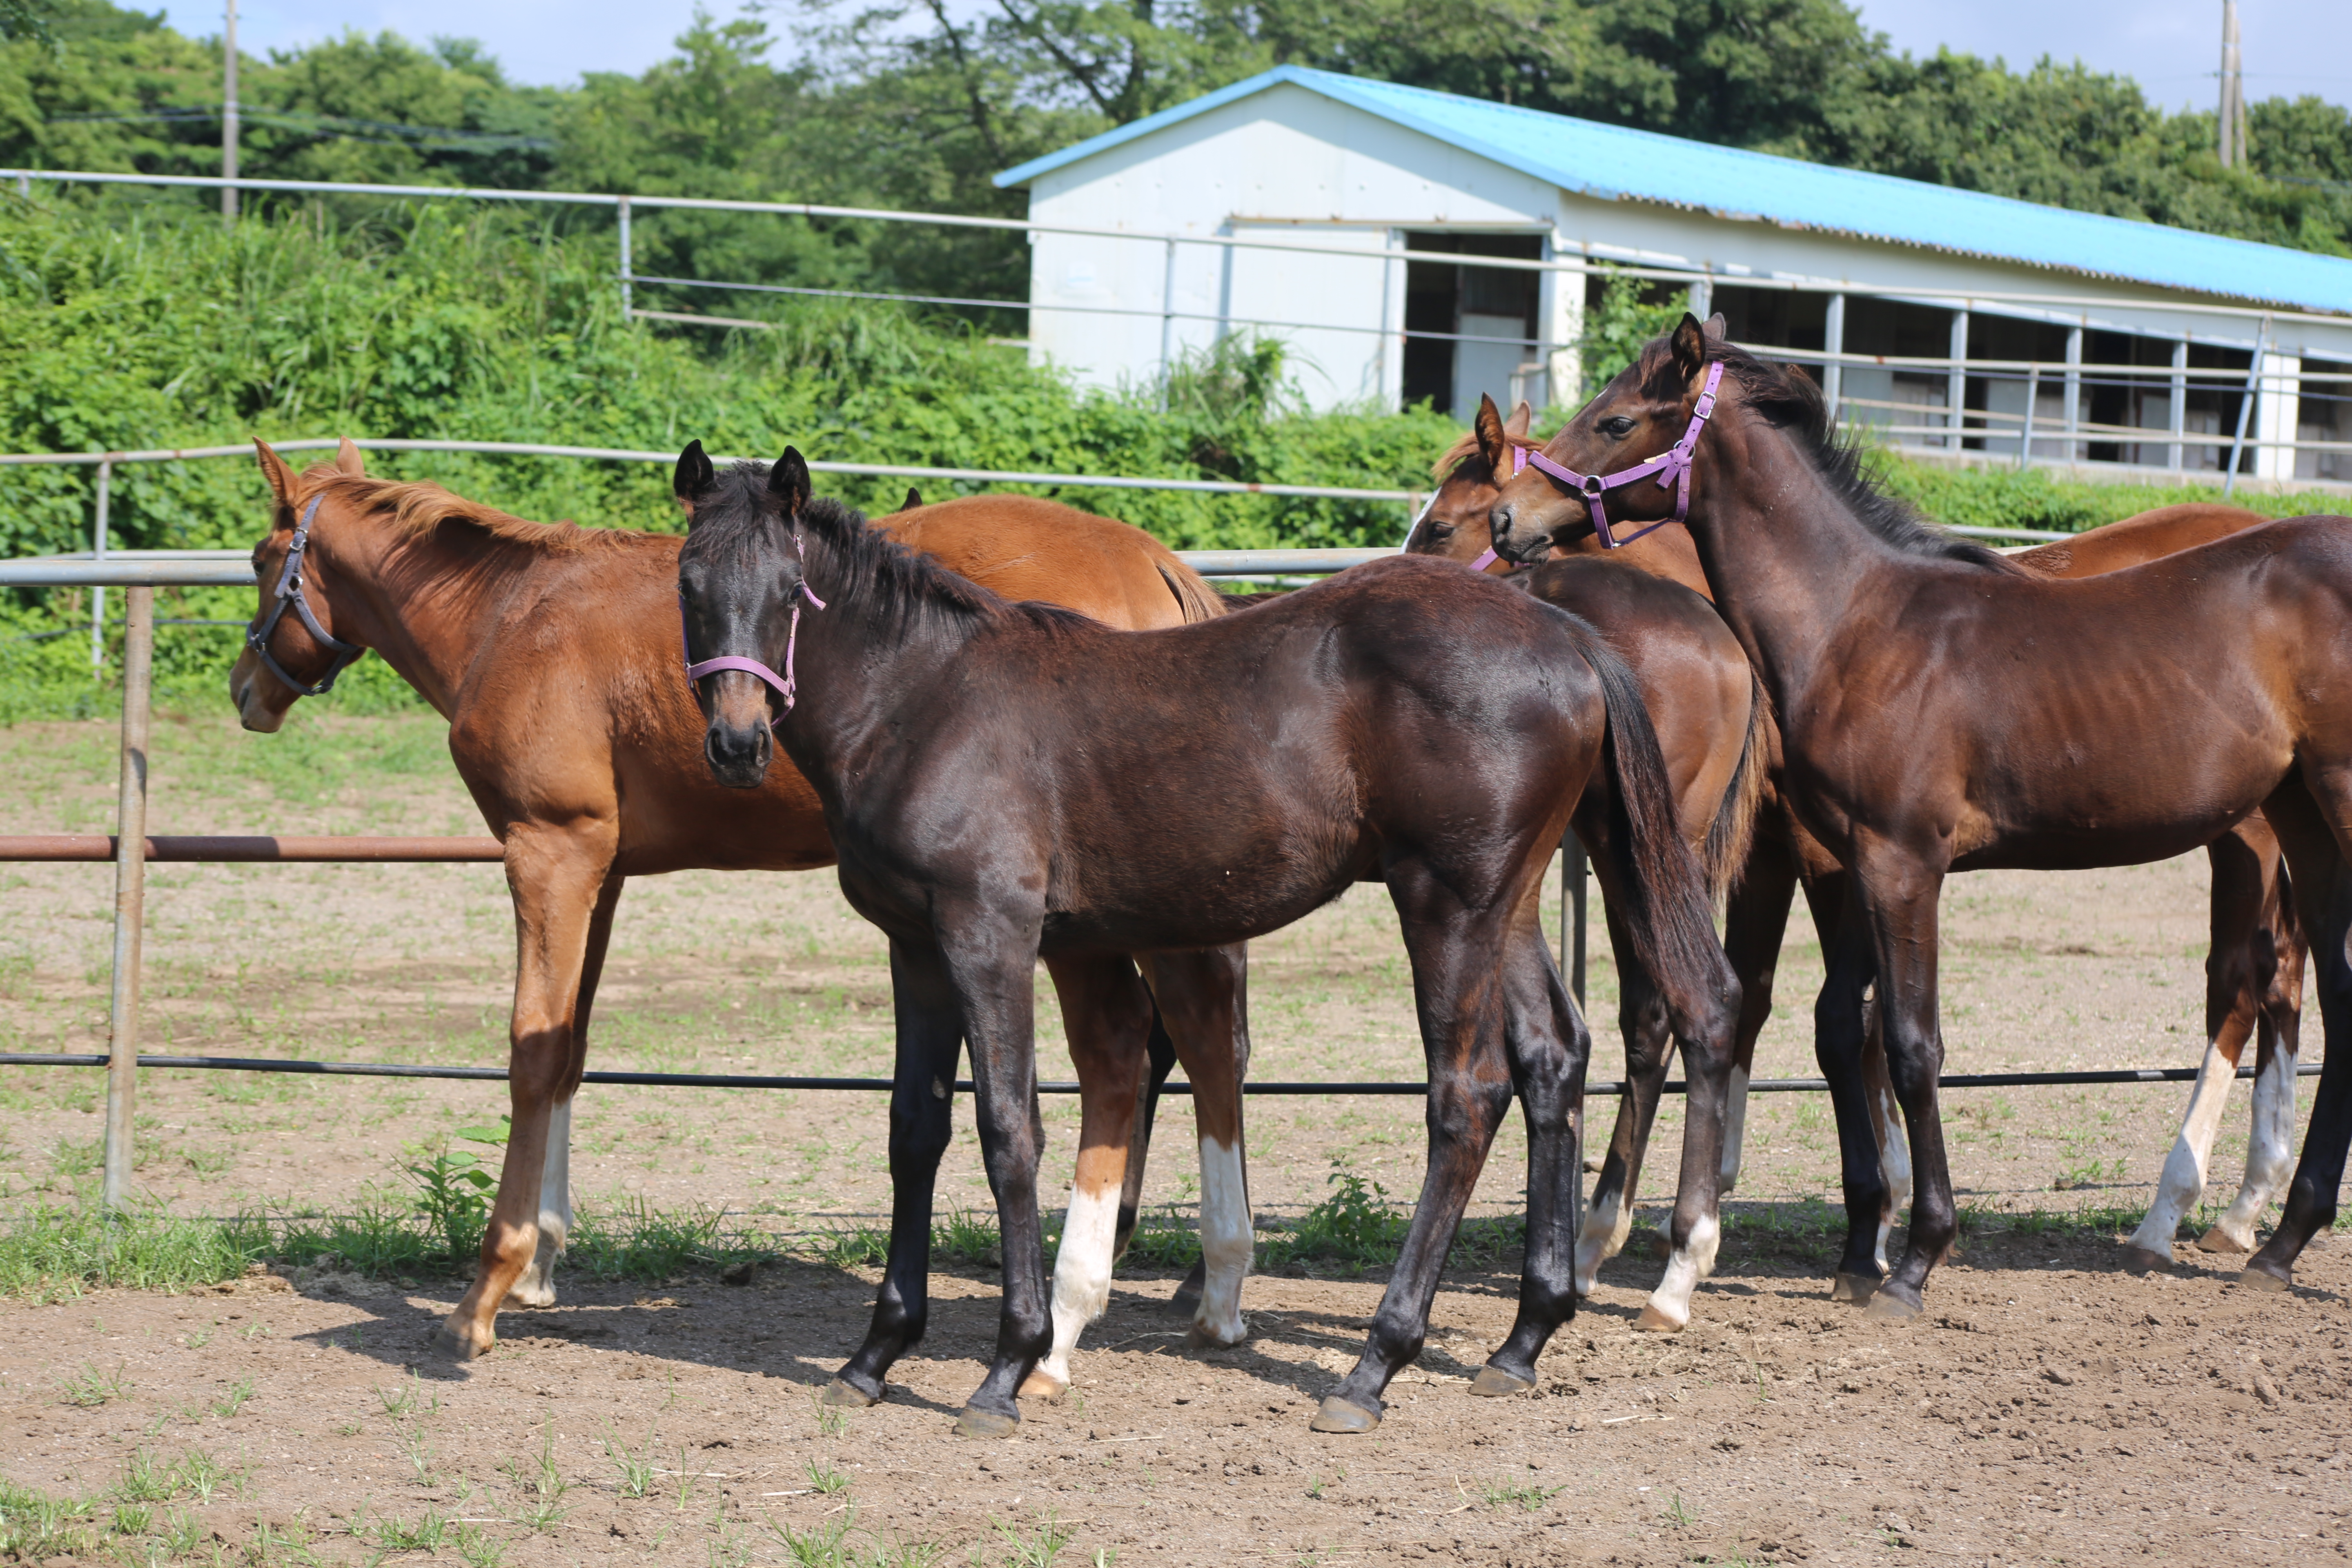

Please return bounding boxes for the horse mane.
[691,462,1094,639]
[1635,341,2026,574]
[298,463,638,554]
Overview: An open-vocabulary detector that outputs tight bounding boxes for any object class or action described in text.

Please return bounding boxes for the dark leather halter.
[245,493,365,697]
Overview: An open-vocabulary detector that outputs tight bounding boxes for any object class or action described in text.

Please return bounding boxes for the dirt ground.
[2,709,2348,1565]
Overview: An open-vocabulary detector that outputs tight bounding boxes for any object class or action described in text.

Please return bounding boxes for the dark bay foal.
[1489,314,2352,1315]
[677,449,1736,1436]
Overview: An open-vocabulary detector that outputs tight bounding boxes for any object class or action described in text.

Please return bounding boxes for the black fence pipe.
[0,1052,2321,1096]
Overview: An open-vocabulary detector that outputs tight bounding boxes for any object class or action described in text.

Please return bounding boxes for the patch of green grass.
[58,1361,131,1408]
[1479,1477,1564,1512]
[0,1448,243,1562]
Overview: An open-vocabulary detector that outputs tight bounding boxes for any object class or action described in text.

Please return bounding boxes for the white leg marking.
[1192,1136,1251,1348]
[1642,1214,1721,1332]
[1575,1182,1635,1296]
[1719,1065,1751,1194]
[1036,1178,1120,1395]
[2128,1043,2234,1257]
[1873,1082,1910,1277]
[507,1098,572,1309]
[2212,1047,2297,1251]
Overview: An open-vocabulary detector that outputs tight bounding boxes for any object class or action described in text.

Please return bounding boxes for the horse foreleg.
[1859,1011,1910,1278]
[1813,879,1890,1303]
[1853,854,1957,1321]
[829,938,964,1409]
[1113,999,1179,1263]
[2205,824,2304,1256]
[1718,839,1800,1194]
[1143,945,1254,1352]
[432,827,612,1361]
[509,872,625,1309]
[1026,956,1153,1401]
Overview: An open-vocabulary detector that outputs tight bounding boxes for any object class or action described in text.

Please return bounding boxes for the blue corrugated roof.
[996,65,2352,316]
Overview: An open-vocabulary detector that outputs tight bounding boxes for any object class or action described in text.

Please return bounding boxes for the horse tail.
[1156,559,1228,623]
[1700,667,1771,906]
[1576,624,1737,1040]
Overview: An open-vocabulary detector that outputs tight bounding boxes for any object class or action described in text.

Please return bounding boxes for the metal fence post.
[1946,308,1969,450]
[2224,319,2269,497]
[2020,365,2040,469]
[101,586,155,1214]
[617,197,633,320]
[1157,237,1179,410]
[2169,340,2188,472]
[1561,829,1588,1008]
[1821,294,1846,428]
[2062,325,2083,464]
[89,459,111,669]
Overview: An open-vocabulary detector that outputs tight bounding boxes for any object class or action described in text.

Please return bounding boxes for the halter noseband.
[246,493,365,697]
[680,527,827,728]
[1510,360,1726,553]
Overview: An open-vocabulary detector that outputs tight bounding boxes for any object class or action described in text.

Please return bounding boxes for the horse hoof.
[1865,1287,1923,1321]
[427,1324,489,1361]
[821,1377,880,1409]
[952,1405,1020,1440]
[2119,1245,2173,1275]
[2236,1262,2291,1293]
[1634,1303,1688,1334]
[2195,1226,2252,1256]
[1829,1272,1880,1305]
[1309,1396,1381,1434]
[1468,1365,1535,1398]
[1018,1368,1069,1402]
[1186,1322,1248,1352]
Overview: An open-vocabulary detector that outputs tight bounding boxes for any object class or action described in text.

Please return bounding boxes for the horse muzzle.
[703,717,774,789]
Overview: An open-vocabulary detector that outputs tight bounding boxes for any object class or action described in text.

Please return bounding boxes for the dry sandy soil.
[0,709,2346,1566]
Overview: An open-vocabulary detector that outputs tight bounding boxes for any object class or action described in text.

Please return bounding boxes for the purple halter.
[246,492,365,697]
[1512,360,1726,552]
[681,528,827,726]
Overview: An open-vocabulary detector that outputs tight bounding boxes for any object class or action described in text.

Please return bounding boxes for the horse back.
[2010,501,2275,579]
[886,495,1223,630]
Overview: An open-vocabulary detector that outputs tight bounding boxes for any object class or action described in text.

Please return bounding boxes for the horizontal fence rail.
[0,1052,2316,1098]
[0,835,504,862]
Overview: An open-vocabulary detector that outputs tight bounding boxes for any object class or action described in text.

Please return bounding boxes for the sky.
[159,0,2352,111]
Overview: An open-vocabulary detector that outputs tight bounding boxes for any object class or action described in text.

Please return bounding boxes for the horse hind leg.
[508,873,624,1309]
[1717,840,1799,1195]
[1861,1002,1911,1279]
[1577,898,1671,1295]
[2205,834,2303,1256]
[1025,956,1153,1402]
[1143,946,1254,1352]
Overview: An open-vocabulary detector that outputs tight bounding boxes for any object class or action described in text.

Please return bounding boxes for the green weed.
[1479,1478,1564,1512]
[58,1361,130,1407]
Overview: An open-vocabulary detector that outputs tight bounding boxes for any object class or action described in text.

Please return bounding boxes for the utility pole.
[221,0,239,222]
[2218,0,2247,170]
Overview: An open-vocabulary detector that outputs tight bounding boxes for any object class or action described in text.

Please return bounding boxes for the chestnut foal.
[231,440,1242,1380]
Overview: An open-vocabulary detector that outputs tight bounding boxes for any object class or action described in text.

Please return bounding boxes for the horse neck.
[306,500,518,717]
[1678,414,1894,694]
[773,525,989,785]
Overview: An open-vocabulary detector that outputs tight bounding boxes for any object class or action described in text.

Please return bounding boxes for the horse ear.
[902,486,922,512]
[252,439,298,516]
[1473,394,1513,477]
[770,447,812,519]
[1505,400,1533,441]
[1670,313,1709,388]
[1702,312,1728,343]
[673,439,715,523]
[334,438,366,478]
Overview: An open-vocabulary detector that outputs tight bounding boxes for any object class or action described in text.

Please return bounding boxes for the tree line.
[2,0,2349,314]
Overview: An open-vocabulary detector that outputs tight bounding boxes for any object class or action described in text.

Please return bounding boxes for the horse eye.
[1601,416,1637,438]
[1426,519,1456,538]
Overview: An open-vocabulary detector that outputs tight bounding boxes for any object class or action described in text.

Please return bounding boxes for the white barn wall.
[1020,81,2352,415]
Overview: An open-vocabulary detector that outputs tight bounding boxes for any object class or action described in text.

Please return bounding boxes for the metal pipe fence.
[2,544,2318,1205]
[7,167,2350,495]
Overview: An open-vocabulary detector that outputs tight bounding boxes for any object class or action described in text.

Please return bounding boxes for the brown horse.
[1488,314,2352,1312]
[1405,461,1764,1326]
[680,448,1737,1434]
[1425,409,2306,1286]
[229,441,1242,1384]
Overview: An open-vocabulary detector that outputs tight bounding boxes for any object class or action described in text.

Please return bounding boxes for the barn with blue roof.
[996,66,2352,486]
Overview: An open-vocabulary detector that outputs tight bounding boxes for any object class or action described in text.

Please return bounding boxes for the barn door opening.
[1400,232,1543,416]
